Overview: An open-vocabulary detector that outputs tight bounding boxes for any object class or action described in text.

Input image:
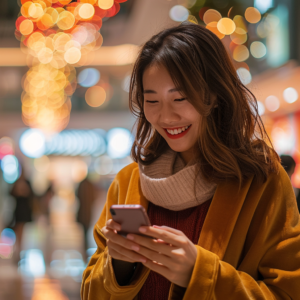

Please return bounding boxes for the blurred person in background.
[76,177,97,253]
[10,170,34,260]
[39,183,54,221]
[82,22,300,300]
[280,154,300,212]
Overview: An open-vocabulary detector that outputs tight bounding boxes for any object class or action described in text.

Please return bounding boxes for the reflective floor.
[0,190,105,300]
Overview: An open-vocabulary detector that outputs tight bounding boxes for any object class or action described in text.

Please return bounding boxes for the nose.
[159,102,181,127]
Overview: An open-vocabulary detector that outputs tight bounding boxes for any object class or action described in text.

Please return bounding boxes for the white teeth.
[166,125,190,135]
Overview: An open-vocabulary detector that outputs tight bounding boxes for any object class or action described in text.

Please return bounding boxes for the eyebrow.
[143,88,180,94]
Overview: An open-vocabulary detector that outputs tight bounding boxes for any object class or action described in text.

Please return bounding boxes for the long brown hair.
[129,22,279,185]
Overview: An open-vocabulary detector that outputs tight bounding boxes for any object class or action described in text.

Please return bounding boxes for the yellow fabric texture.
[81,162,300,300]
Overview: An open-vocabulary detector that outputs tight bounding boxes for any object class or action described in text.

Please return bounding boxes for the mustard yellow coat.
[81,162,300,300]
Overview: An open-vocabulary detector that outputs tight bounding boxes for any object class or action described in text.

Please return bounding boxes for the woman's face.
[143,64,201,162]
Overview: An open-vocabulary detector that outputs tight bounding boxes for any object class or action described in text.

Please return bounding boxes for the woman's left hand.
[126,225,197,287]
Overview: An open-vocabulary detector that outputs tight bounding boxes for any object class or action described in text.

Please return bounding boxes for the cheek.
[144,106,157,125]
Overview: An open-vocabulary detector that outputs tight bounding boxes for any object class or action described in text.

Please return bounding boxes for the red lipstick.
[163,125,191,139]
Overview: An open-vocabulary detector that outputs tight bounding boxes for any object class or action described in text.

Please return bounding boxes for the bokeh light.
[230,31,247,45]
[16,0,126,133]
[250,41,267,58]
[265,95,280,112]
[85,86,106,107]
[20,129,46,158]
[1,155,19,184]
[107,128,133,159]
[217,18,236,35]
[0,137,14,160]
[233,45,249,62]
[237,67,252,85]
[78,68,100,87]
[257,101,265,115]
[79,3,95,19]
[283,87,298,104]
[254,0,273,14]
[245,7,261,24]
[169,5,189,22]
[206,22,225,39]
[98,0,114,10]
[233,15,247,34]
[122,74,131,92]
[203,9,222,25]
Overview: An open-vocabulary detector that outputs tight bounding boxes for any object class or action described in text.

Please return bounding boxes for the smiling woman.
[81,22,300,300]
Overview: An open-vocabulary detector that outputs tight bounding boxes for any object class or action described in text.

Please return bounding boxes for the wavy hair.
[129,22,279,185]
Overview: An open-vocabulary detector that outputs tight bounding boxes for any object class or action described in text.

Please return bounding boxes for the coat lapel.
[125,167,149,210]
[198,176,253,260]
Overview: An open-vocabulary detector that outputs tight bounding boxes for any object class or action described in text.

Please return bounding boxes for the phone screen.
[110,205,152,237]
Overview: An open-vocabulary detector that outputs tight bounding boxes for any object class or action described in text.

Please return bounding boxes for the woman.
[81,22,300,300]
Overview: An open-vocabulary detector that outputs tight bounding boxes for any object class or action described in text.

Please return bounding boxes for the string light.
[16,0,127,133]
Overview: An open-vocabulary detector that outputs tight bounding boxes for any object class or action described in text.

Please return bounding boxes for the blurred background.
[0,0,299,299]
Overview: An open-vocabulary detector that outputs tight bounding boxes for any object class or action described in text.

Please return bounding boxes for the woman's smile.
[163,125,192,139]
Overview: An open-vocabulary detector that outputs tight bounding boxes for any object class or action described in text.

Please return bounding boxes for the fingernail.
[127,234,134,240]
[132,245,139,251]
[140,258,147,263]
[139,227,146,233]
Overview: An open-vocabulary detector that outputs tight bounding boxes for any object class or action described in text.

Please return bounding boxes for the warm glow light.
[16,0,126,133]
[19,19,34,36]
[230,31,247,44]
[203,9,222,25]
[57,11,75,30]
[245,7,261,24]
[206,22,225,39]
[98,0,114,10]
[187,15,198,24]
[217,18,236,35]
[79,3,95,19]
[233,45,249,62]
[265,95,280,112]
[64,47,81,64]
[85,86,106,107]
[38,47,54,64]
[250,41,267,58]
[28,3,45,19]
[233,15,247,34]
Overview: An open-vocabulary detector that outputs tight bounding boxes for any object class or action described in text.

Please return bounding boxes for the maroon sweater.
[138,199,211,300]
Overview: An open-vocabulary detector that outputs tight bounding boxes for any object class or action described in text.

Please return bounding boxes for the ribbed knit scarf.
[138,148,217,211]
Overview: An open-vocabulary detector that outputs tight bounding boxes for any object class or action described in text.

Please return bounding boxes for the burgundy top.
[138,199,211,300]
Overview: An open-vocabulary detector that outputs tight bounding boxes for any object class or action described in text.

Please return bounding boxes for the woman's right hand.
[101,219,147,263]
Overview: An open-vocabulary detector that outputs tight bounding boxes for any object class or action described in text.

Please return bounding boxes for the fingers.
[107,239,147,263]
[108,248,136,263]
[106,219,121,231]
[138,226,183,247]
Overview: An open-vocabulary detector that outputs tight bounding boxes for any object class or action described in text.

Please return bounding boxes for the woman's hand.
[126,225,197,288]
[101,219,148,263]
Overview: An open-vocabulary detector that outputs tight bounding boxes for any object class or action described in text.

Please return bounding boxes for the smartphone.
[110,205,152,238]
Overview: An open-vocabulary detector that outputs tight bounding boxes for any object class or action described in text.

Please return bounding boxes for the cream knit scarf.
[138,147,217,211]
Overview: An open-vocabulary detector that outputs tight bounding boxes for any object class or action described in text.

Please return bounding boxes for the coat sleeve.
[80,173,149,300]
[183,170,300,300]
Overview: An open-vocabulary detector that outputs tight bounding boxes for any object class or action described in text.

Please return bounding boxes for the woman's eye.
[175,98,187,102]
[146,100,158,103]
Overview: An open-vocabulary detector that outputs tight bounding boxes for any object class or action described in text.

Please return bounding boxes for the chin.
[166,142,193,153]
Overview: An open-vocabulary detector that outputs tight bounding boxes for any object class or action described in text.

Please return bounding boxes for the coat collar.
[198,177,253,260]
[128,165,253,260]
